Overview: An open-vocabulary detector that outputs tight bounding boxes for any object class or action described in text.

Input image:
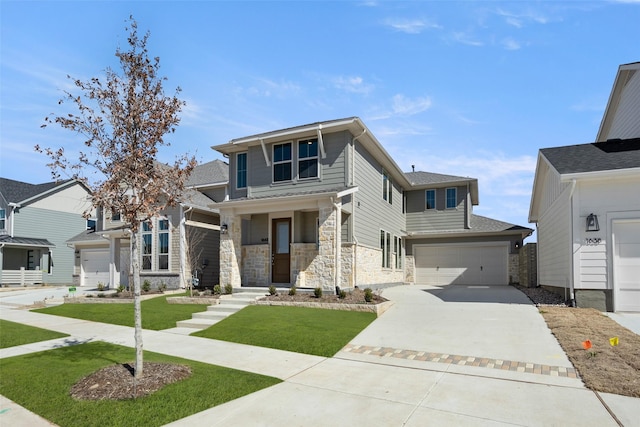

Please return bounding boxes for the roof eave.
[560,166,640,182]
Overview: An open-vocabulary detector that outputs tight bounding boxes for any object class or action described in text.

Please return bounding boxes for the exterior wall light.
[586,213,599,232]
[220,224,228,234]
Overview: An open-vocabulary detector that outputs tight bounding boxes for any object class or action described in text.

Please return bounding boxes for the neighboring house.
[212,117,532,292]
[66,160,226,289]
[0,178,92,286]
[529,62,640,312]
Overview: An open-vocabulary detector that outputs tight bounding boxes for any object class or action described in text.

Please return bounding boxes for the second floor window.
[0,209,5,230]
[237,152,247,189]
[425,189,436,210]
[382,170,392,204]
[273,142,292,182]
[298,138,318,179]
[158,219,169,270]
[446,188,457,209]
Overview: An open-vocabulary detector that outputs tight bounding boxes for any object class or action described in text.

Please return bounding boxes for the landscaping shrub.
[213,285,221,295]
[314,287,322,298]
[364,288,373,303]
[117,285,125,293]
[339,289,347,299]
[142,280,151,292]
[288,286,297,296]
[159,281,167,292]
[268,285,277,296]
[224,284,233,295]
[96,282,105,291]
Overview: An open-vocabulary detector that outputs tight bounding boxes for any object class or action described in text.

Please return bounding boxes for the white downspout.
[568,179,577,306]
[349,130,365,289]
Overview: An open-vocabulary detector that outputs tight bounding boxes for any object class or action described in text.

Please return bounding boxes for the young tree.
[37,17,197,377]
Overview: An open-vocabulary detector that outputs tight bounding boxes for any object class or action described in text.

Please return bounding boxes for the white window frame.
[0,208,5,230]
[425,189,436,210]
[142,221,153,271]
[158,218,170,271]
[380,229,391,269]
[394,235,402,269]
[236,152,247,189]
[382,170,392,204]
[272,142,293,183]
[297,138,319,180]
[446,187,457,209]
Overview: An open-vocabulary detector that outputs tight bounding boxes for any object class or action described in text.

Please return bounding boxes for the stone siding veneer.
[242,244,270,286]
[219,213,242,287]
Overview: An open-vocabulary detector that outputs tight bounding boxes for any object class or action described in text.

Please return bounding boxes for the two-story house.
[529,62,640,312]
[0,178,93,286]
[66,160,227,289]
[213,117,532,292]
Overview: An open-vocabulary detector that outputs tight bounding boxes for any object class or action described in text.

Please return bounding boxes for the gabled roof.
[540,137,640,175]
[597,62,640,142]
[186,159,229,188]
[0,235,55,248]
[405,171,480,205]
[0,177,76,205]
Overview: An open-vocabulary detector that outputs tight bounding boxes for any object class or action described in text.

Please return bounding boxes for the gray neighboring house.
[0,178,93,286]
[529,63,640,313]
[66,160,227,289]
[212,117,532,292]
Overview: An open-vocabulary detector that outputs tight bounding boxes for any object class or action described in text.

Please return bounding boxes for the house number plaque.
[585,238,602,246]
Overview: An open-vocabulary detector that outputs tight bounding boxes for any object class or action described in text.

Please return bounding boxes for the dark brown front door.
[272,218,291,283]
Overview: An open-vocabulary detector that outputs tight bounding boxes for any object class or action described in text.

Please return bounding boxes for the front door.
[272,218,291,283]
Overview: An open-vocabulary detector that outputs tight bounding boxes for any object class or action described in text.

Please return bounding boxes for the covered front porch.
[0,235,54,286]
[217,188,357,293]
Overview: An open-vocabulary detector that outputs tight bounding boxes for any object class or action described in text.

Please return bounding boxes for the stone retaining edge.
[253,299,394,317]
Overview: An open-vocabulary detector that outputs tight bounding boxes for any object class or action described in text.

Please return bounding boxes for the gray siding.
[405,186,467,232]
[228,131,349,200]
[352,140,405,248]
[13,206,87,284]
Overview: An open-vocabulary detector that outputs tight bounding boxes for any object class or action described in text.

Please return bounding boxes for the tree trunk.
[131,230,144,377]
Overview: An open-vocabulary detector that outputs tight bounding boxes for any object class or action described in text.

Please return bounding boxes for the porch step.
[172,290,264,331]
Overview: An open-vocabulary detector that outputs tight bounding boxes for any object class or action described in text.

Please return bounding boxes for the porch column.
[219,211,242,288]
[109,236,121,289]
[317,200,339,293]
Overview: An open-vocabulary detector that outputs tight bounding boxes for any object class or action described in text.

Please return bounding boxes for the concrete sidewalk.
[2,285,639,426]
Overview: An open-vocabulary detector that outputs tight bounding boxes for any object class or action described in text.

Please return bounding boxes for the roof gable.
[186,159,229,187]
[0,177,76,205]
[540,137,640,175]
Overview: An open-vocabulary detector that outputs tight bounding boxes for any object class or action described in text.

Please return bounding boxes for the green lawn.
[192,305,376,357]
[32,293,208,330]
[0,319,70,349]
[0,341,281,427]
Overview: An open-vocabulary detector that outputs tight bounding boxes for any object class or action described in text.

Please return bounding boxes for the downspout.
[567,179,577,306]
[349,129,366,289]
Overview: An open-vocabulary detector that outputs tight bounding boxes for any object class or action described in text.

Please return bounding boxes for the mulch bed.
[260,287,386,304]
[70,362,191,400]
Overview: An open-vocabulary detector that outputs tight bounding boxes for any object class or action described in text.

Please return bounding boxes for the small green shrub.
[314,287,323,298]
[288,286,297,296]
[364,288,373,303]
[159,281,167,292]
[202,289,212,296]
[213,285,222,295]
[339,290,347,299]
[142,280,151,292]
[96,282,105,291]
[224,284,233,295]
[192,290,200,297]
[97,293,105,298]
[116,285,125,293]
[268,285,277,296]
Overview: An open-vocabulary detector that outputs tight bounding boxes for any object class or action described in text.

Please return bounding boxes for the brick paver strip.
[342,344,578,379]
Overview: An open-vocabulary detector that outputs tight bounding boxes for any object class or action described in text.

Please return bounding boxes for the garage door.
[613,220,640,312]
[82,249,110,288]
[415,244,508,286]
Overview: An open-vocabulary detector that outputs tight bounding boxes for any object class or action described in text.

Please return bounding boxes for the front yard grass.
[0,319,70,348]
[192,305,376,357]
[0,341,281,427]
[32,293,208,330]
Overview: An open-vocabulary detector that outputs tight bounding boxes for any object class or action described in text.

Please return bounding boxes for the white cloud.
[384,18,441,34]
[332,75,374,95]
[451,32,484,47]
[391,94,432,116]
[501,37,522,50]
[496,7,551,26]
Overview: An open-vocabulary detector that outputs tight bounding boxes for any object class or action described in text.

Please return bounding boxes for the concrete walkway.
[2,285,639,426]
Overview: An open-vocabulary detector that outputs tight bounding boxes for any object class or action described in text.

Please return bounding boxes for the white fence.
[1,268,43,286]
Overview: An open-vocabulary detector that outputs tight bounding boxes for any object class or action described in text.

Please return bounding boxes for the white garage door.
[82,249,110,288]
[613,220,640,312]
[415,244,509,286]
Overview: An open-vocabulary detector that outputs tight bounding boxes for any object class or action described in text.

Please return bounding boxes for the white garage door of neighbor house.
[82,250,110,288]
[415,244,509,286]
[613,219,640,312]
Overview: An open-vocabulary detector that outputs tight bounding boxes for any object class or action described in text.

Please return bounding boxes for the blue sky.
[1,1,639,240]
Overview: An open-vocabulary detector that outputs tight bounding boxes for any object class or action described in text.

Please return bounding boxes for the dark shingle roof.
[0,178,72,204]
[405,171,475,186]
[186,159,229,187]
[469,214,532,233]
[541,138,640,175]
[0,235,55,247]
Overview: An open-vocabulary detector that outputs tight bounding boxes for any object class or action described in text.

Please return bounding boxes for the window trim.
[425,189,436,210]
[380,229,391,269]
[446,187,457,209]
[382,170,392,204]
[140,217,171,272]
[0,208,5,230]
[158,218,170,271]
[272,142,293,183]
[236,152,248,189]
[141,221,153,271]
[297,138,319,180]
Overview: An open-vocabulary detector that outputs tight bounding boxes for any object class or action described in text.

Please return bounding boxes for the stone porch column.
[219,212,242,288]
[317,199,340,293]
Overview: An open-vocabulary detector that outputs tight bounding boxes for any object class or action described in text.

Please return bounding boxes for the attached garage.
[415,243,509,286]
[81,249,110,288]
[613,219,640,312]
